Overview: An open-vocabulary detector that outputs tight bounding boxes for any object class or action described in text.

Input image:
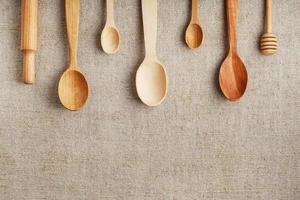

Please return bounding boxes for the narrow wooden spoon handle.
[21,0,37,84]
[141,0,157,59]
[65,0,79,67]
[191,0,199,23]
[226,0,238,52]
[265,0,272,33]
[106,0,114,25]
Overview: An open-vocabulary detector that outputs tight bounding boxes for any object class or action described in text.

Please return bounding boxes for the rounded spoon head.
[219,53,248,101]
[101,26,120,54]
[136,60,168,106]
[58,69,89,111]
[185,23,203,49]
[260,32,278,55]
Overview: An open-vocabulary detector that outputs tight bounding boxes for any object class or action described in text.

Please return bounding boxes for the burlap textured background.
[0,0,299,199]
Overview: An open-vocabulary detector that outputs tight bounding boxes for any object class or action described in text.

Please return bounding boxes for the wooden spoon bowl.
[136,60,167,106]
[219,53,248,100]
[185,23,203,49]
[219,0,248,101]
[101,26,120,54]
[58,69,88,111]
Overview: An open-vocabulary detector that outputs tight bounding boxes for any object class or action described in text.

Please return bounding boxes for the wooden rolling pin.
[21,0,37,84]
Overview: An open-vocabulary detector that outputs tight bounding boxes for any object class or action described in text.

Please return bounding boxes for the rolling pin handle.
[23,50,35,84]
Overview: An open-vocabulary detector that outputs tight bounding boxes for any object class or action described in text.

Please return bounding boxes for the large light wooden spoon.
[101,0,120,54]
[58,0,89,111]
[219,0,247,101]
[185,0,204,49]
[136,0,168,106]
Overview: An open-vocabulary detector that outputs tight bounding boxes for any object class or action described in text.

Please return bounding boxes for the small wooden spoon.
[101,0,120,54]
[260,0,278,55]
[58,0,89,111]
[219,0,248,101]
[185,0,204,49]
[136,0,168,106]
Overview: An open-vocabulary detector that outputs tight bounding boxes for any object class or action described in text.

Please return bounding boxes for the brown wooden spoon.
[58,0,89,111]
[219,0,247,101]
[185,0,204,49]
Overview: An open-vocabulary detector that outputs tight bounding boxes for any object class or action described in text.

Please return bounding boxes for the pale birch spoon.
[219,0,247,101]
[58,0,89,111]
[185,0,204,49]
[136,0,168,106]
[260,0,278,55]
[101,0,120,54]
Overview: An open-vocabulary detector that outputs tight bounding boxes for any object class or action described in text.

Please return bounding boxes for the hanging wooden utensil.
[21,0,38,84]
[58,0,89,111]
[136,0,168,106]
[260,0,278,55]
[185,0,204,49]
[219,0,248,101]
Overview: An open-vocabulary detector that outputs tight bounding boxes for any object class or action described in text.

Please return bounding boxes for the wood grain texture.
[65,0,79,68]
[135,0,168,107]
[101,0,120,54]
[260,0,278,55]
[1,1,300,200]
[219,0,248,101]
[58,0,89,111]
[185,0,204,49]
[21,0,37,84]
[191,0,199,23]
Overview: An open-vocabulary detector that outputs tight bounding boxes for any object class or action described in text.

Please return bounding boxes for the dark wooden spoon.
[219,0,248,101]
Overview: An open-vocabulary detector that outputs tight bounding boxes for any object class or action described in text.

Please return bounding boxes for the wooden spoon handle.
[106,0,115,25]
[265,0,272,33]
[65,0,79,67]
[191,0,199,23]
[21,0,37,84]
[141,0,157,59]
[226,0,238,52]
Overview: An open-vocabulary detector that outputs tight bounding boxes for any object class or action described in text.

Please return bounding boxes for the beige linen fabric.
[0,0,299,199]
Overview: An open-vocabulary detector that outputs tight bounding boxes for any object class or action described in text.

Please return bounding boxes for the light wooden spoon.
[58,0,89,111]
[101,0,120,54]
[185,0,204,49]
[219,0,247,101]
[136,0,168,106]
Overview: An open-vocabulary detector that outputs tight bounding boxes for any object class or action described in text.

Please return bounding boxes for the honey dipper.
[260,0,278,55]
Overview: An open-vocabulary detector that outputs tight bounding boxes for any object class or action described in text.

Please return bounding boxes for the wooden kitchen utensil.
[260,0,277,55]
[21,0,37,84]
[219,0,248,101]
[58,0,89,111]
[136,0,168,106]
[101,0,120,54]
[185,0,204,49]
